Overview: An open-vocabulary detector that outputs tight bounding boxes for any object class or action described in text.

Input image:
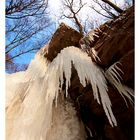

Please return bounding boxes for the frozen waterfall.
[6,46,133,140]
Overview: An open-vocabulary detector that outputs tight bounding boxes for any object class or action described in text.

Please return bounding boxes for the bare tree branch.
[6,47,41,62]
[90,5,113,19]
[6,0,52,72]
[90,0,121,19]
[6,0,48,19]
[61,0,85,35]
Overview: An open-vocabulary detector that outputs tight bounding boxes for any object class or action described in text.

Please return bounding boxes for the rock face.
[44,6,134,140]
[44,23,83,61]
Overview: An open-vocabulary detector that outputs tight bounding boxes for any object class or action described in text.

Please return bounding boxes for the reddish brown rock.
[118,49,134,88]
[44,23,83,61]
[94,7,134,69]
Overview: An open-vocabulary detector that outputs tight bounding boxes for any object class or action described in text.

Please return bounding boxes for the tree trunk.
[102,0,123,13]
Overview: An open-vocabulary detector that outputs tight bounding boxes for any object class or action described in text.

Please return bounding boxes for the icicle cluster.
[105,62,134,106]
[6,46,134,140]
[43,46,117,126]
[79,30,99,48]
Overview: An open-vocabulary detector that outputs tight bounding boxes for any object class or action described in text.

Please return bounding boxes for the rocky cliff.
[44,6,134,140]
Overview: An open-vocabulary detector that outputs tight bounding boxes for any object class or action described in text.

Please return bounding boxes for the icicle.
[91,48,101,62]
[105,62,134,106]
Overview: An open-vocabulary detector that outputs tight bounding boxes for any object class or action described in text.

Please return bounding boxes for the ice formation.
[105,62,134,106]
[43,46,117,126]
[6,46,133,140]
